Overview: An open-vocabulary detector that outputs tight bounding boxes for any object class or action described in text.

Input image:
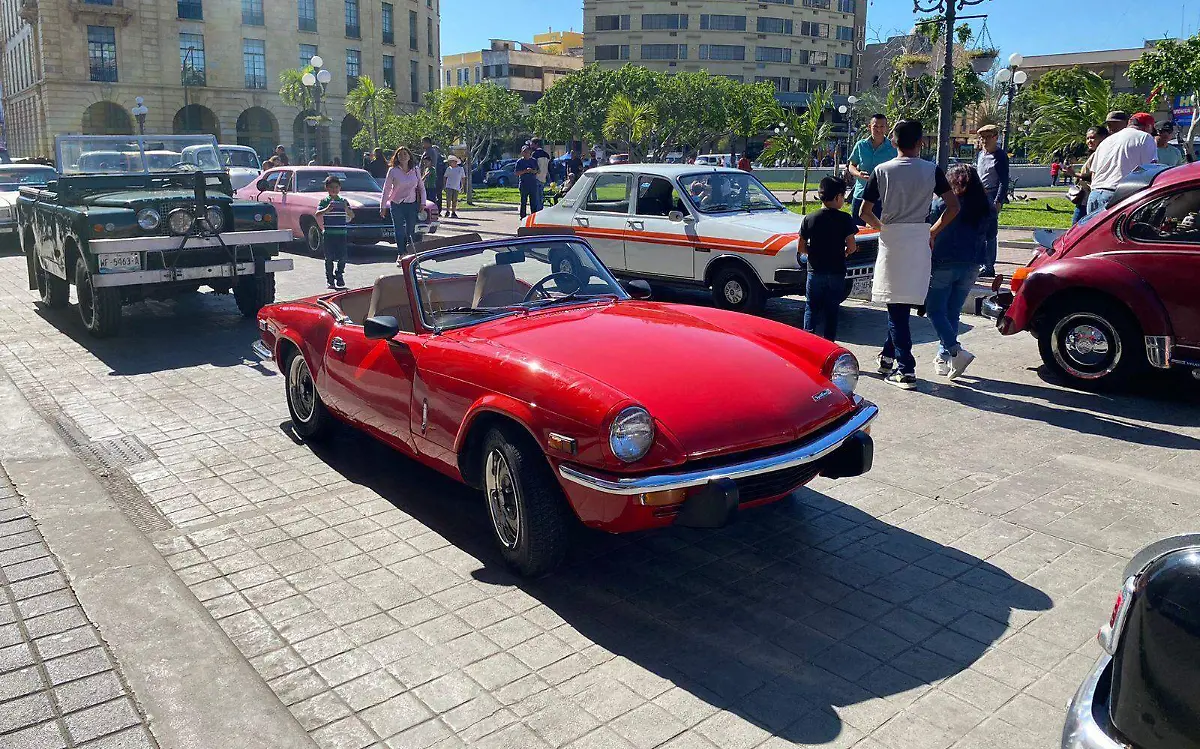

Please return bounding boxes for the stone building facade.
[442,32,584,104]
[0,0,441,161]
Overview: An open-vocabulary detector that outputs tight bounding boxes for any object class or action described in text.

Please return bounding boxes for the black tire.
[303,219,322,254]
[234,272,276,318]
[75,256,121,337]
[711,265,766,314]
[480,426,570,577]
[34,253,69,309]
[284,348,332,440]
[1037,296,1144,388]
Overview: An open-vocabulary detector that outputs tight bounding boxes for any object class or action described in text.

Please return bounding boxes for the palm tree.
[346,75,397,150]
[602,94,655,162]
[759,87,835,212]
[279,67,315,160]
[1026,71,1133,160]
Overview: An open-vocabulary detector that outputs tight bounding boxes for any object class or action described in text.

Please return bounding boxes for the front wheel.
[1037,297,1143,388]
[481,427,570,577]
[711,266,766,314]
[234,272,275,318]
[75,256,121,337]
[34,254,69,309]
[285,349,332,440]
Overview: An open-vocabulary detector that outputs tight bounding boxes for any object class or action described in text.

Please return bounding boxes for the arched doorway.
[236,107,278,163]
[81,102,133,135]
[173,104,221,140]
[340,115,362,166]
[291,110,327,164]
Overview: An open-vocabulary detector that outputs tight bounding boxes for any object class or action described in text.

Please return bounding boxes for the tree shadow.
[299,422,1053,745]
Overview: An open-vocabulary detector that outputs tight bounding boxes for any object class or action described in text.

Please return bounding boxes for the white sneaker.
[934,357,951,377]
[877,355,895,374]
[885,371,917,390]
[949,349,976,380]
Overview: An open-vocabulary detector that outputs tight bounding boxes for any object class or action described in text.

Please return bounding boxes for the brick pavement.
[0,468,156,749]
[0,240,1198,748]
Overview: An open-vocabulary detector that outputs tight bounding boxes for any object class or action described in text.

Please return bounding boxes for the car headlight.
[418,209,429,222]
[203,206,225,232]
[609,407,655,463]
[136,208,161,231]
[168,208,195,235]
[829,352,860,395]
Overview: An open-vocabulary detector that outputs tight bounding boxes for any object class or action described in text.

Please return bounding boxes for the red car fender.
[1009,255,1172,337]
[260,302,337,381]
[453,394,541,455]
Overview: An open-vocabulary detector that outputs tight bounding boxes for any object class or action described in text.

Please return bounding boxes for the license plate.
[850,277,873,298]
[381,229,395,238]
[98,252,141,273]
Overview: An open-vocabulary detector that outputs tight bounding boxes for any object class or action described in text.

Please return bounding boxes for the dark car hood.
[455,302,854,458]
[84,190,233,208]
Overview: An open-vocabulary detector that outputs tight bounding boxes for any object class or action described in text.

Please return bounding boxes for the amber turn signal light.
[1010,266,1031,293]
[639,488,687,507]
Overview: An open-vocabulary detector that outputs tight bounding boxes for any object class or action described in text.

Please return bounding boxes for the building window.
[802,0,831,7]
[797,50,828,66]
[641,13,686,30]
[83,0,114,5]
[243,39,266,89]
[838,0,856,11]
[474,65,480,83]
[241,0,263,25]
[595,14,629,31]
[299,43,318,69]
[409,10,418,50]
[382,3,394,44]
[177,0,202,20]
[427,17,433,55]
[836,25,854,41]
[760,0,795,4]
[428,65,434,95]
[444,69,451,86]
[757,17,793,35]
[345,0,360,38]
[755,75,790,92]
[409,59,419,102]
[800,21,829,38]
[835,53,853,69]
[755,46,791,63]
[180,33,205,86]
[698,44,744,61]
[298,0,316,32]
[87,26,117,82]
[700,14,745,31]
[595,45,629,61]
[641,44,685,61]
[346,49,361,91]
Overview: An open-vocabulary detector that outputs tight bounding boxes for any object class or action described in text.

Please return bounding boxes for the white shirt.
[443,165,465,192]
[1089,128,1158,191]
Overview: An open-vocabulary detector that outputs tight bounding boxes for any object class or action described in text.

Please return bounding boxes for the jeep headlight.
[829,352,859,395]
[136,208,161,231]
[168,208,195,235]
[610,407,655,463]
[203,206,225,232]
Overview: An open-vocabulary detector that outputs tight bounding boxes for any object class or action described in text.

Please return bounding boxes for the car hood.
[456,302,853,459]
[706,210,878,243]
[84,190,233,208]
[337,191,382,210]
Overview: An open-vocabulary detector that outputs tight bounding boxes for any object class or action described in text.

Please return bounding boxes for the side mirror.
[667,210,685,223]
[624,280,652,300]
[255,178,271,192]
[364,315,400,340]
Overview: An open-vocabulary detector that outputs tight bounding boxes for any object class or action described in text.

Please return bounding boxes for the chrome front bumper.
[93,259,294,288]
[559,400,878,496]
[1062,655,1127,749]
[251,340,273,362]
[89,229,294,254]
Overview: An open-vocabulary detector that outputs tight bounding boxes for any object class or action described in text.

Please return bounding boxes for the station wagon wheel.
[480,426,570,576]
[284,349,331,440]
[74,256,121,337]
[711,265,766,314]
[1038,297,1143,389]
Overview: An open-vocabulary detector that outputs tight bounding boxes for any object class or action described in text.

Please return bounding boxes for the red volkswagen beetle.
[985,164,1200,387]
[253,236,877,575]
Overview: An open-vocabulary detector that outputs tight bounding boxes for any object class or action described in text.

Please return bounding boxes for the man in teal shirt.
[1155,121,1184,167]
[848,113,898,226]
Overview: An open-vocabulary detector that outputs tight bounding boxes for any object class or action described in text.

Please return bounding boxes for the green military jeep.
[18,134,293,337]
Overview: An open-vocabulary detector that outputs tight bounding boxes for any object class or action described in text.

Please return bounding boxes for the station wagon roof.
[582,164,744,178]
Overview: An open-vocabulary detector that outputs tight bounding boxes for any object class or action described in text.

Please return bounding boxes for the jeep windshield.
[294,170,381,193]
[56,135,223,176]
[0,166,56,189]
[679,172,784,214]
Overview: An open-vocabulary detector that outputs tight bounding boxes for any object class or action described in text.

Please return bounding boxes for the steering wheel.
[521,272,582,303]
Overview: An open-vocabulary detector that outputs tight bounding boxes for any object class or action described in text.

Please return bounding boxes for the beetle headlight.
[830,352,860,395]
[610,407,655,463]
[136,208,161,231]
[168,208,195,235]
[203,206,225,232]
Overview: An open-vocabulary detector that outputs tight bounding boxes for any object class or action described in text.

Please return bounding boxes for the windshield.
[679,171,784,214]
[0,167,56,189]
[295,170,380,192]
[413,240,626,330]
[56,135,221,175]
[221,148,260,168]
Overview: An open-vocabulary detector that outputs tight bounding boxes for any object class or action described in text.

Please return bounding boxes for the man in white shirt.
[1086,111,1158,215]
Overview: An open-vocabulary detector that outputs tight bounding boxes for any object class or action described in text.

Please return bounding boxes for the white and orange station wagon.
[525,164,879,313]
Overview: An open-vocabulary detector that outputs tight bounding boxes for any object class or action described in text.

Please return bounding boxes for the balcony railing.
[345,24,360,38]
[67,0,134,26]
[298,17,317,32]
[242,10,264,24]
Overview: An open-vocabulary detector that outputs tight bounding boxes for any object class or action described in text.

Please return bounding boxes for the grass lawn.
[785,197,1076,229]
[468,186,520,204]
[760,181,822,192]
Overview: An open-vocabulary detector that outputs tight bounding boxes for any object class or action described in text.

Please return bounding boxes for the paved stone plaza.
[0,219,1198,749]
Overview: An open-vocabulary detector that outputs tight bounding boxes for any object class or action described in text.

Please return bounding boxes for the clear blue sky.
[441,0,1197,58]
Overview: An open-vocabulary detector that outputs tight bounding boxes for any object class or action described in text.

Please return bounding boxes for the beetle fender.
[1013,256,1173,337]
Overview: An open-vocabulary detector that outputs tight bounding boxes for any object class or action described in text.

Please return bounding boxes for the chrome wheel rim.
[1052,313,1121,379]
[484,448,521,549]
[287,355,317,423]
[723,279,746,305]
[307,225,321,252]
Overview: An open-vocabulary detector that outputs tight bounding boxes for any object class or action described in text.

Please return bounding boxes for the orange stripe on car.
[531,220,794,257]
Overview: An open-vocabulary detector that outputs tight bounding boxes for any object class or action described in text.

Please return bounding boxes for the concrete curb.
[0,370,317,749]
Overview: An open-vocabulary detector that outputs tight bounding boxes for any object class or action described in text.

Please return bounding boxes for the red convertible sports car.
[253,236,878,575]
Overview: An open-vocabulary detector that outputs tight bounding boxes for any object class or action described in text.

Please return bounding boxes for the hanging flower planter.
[897,54,931,79]
[967,48,998,74]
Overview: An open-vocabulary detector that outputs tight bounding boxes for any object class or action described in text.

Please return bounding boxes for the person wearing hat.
[273,144,290,166]
[1086,111,1158,215]
[1154,121,1184,167]
[1105,110,1129,133]
[443,154,465,218]
[974,124,1008,278]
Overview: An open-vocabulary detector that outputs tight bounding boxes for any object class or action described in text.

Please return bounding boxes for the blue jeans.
[881,304,916,375]
[1086,188,1115,216]
[850,196,881,227]
[322,232,347,283]
[980,208,999,274]
[532,180,545,212]
[519,182,535,217]
[803,272,845,341]
[389,201,419,254]
[1071,203,1087,225]
[926,263,978,358]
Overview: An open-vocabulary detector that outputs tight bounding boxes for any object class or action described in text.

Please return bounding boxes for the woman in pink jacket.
[379,146,426,255]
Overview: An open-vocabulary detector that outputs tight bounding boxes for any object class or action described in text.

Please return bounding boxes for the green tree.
[723,79,782,159]
[1129,35,1200,159]
[279,67,316,158]
[603,93,656,162]
[437,84,523,202]
[345,75,397,150]
[1025,71,1143,160]
[651,71,730,158]
[759,87,835,212]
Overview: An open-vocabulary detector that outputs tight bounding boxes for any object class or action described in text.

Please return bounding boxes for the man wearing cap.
[1105,110,1129,133]
[974,124,1008,278]
[1086,111,1158,215]
[1155,121,1184,167]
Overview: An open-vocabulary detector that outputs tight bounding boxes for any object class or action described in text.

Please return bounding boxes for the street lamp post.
[838,94,858,171]
[131,97,148,135]
[914,0,988,171]
[995,53,1028,153]
[302,56,333,164]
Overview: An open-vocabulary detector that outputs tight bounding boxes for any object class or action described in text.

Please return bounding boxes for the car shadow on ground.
[300,421,1052,745]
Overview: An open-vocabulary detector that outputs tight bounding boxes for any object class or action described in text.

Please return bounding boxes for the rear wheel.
[304,219,322,254]
[284,349,332,440]
[34,254,69,309]
[712,265,766,314]
[1037,297,1144,388]
[234,272,275,318]
[75,256,121,337]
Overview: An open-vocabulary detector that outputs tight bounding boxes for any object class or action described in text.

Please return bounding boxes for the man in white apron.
[858,119,959,389]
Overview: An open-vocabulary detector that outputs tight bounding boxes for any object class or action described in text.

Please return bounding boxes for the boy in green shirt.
[316,175,354,288]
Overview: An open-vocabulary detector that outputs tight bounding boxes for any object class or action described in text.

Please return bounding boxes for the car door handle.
[330,337,346,355]
[627,220,644,230]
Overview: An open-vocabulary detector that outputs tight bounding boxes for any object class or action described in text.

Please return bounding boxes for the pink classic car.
[234,166,439,253]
